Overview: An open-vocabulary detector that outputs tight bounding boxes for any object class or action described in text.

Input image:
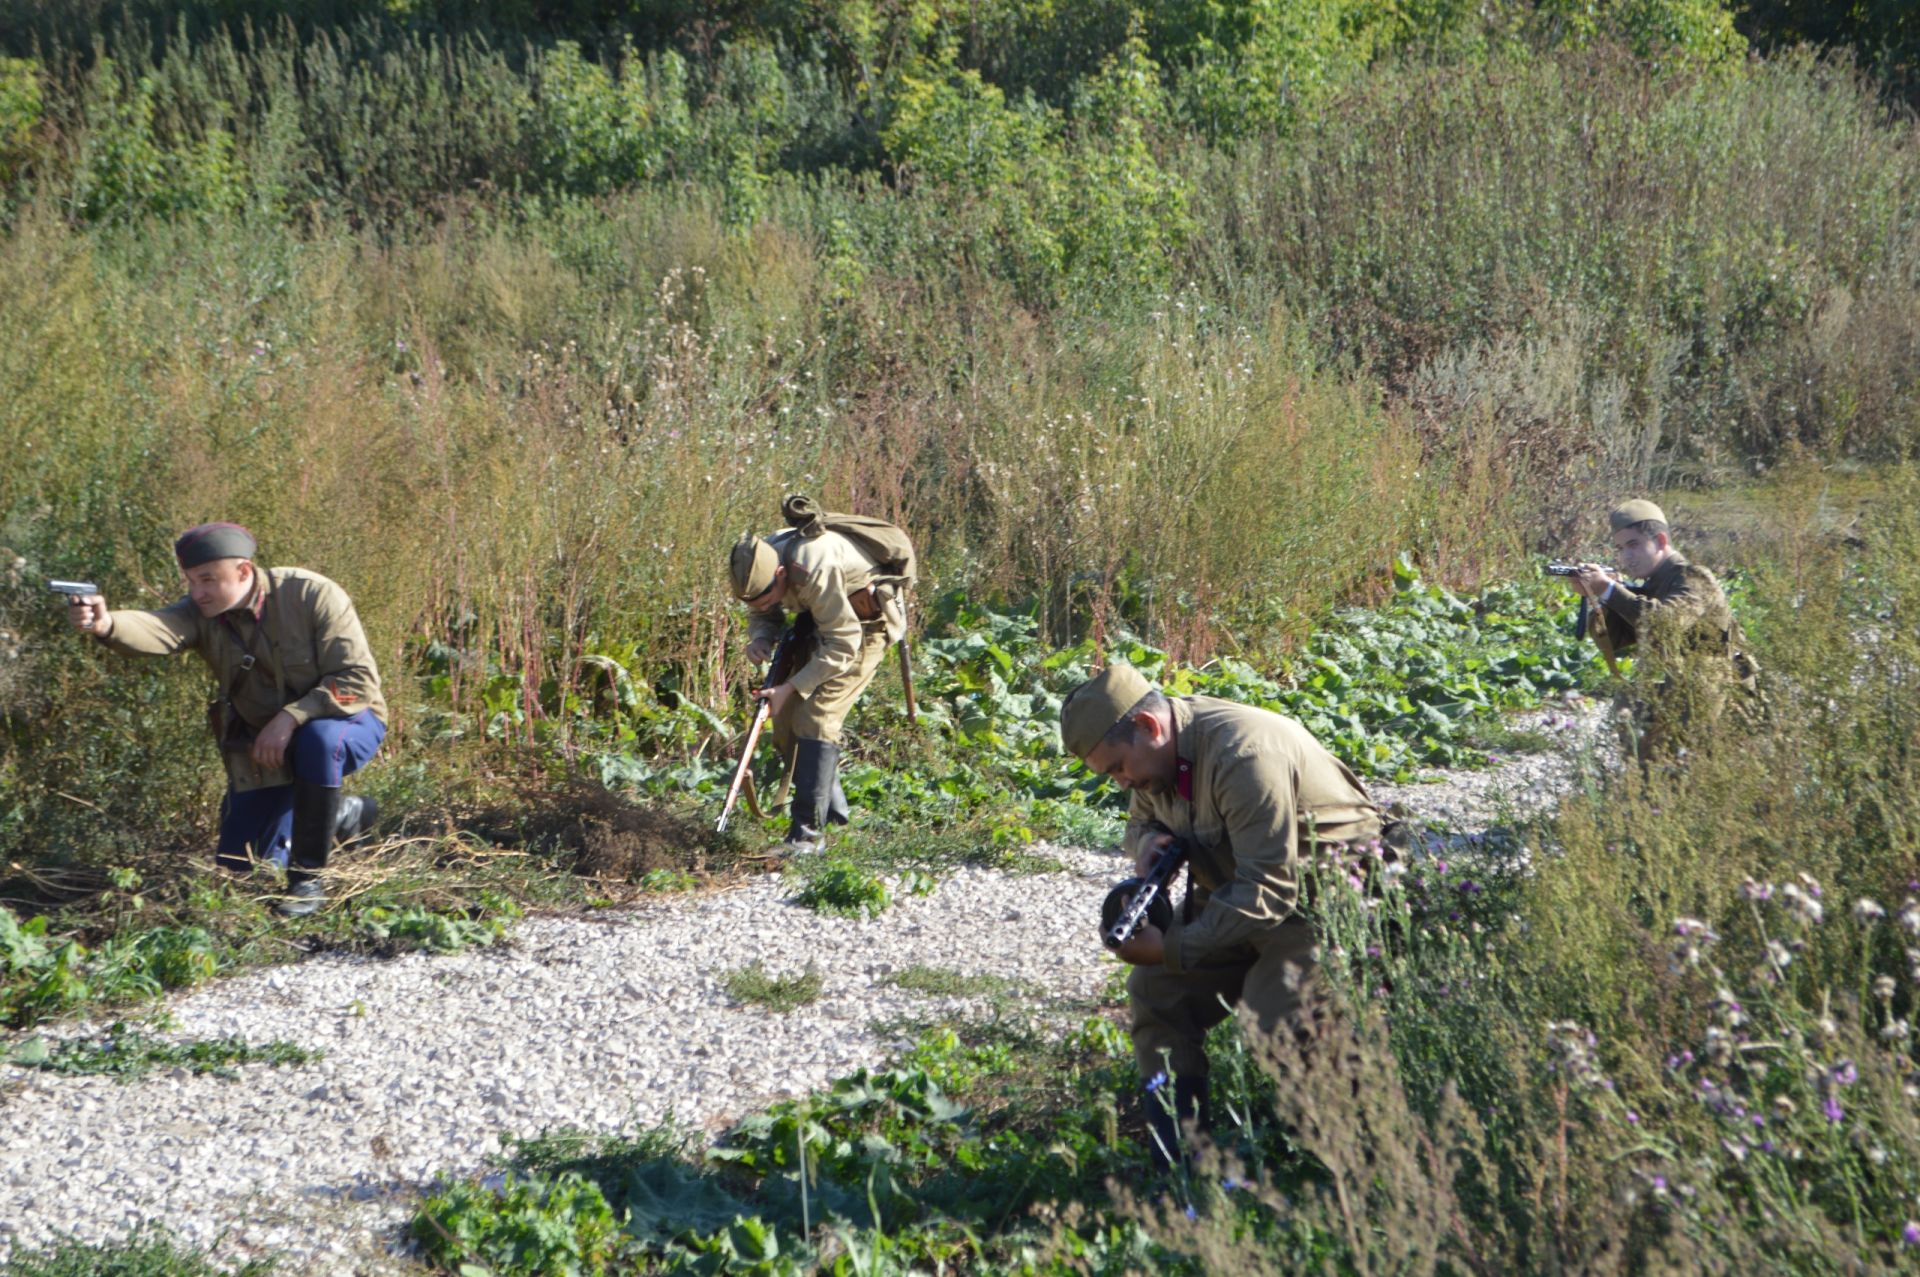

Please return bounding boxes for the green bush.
[794,860,892,919]
[0,57,42,191]
[413,1170,620,1277]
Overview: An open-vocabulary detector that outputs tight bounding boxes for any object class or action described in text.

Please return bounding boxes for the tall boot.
[1143,1073,1211,1172]
[279,781,344,917]
[786,739,840,853]
[336,794,379,847]
[827,776,851,827]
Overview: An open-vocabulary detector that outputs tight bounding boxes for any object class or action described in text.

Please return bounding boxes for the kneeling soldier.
[65,523,386,916]
[1061,663,1384,1166]
[728,500,910,857]
[1568,498,1753,759]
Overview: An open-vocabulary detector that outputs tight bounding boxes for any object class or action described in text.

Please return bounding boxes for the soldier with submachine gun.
[1063,663,1386,1167]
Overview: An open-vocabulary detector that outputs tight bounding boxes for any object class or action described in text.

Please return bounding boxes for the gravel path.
[0,696,1607,1274]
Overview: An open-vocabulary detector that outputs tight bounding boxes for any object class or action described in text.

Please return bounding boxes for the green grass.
[721,962,825,1015]
[0,1226,275,1276]
[882,965,1030,1001]
[7,1022,319,1081]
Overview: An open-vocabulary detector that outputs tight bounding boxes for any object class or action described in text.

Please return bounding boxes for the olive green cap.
[1609,499,1667,530]
[729,534,779,600]
[1059,663,1154,758]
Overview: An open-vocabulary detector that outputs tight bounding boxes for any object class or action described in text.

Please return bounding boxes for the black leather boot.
[336,794,379,847]
[1143,1074,1211,1171]
[786,739,840,853]
[280,781,344,916]
[827,776,851,827]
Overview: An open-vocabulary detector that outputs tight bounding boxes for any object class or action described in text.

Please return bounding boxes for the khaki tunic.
[1123,695,1382,1082]
[748,528,896,747]
[95,568,386,792]
[1597,552,1750,755]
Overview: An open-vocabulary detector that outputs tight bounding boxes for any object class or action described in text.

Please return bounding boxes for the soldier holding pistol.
[65,523,384,915]
[1061,664,1384,1167]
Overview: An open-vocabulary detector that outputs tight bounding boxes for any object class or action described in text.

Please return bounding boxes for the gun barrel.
[48,580,100,596]
[1542,562,1581,577]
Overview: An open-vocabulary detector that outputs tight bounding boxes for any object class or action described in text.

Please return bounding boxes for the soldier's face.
[183,558,254,616]
[745,570,790,613]
[1612,527,1669,579]
[1081,715,1178,796]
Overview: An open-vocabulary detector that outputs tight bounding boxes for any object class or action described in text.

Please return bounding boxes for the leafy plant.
[793,860,892,919]
[8,1022,319,1082]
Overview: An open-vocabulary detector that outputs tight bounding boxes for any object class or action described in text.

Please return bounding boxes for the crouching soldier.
[65,523,385,916]
[1568,498,1756,759]
[1060,663,1384,1167]
[728,496,913,857]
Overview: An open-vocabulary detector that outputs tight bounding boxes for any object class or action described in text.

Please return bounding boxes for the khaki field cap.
[1609,499,1667,531]
[729,533,780,600]
[1060,663,1154,758]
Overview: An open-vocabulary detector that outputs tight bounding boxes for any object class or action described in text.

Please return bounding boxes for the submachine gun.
[715,614,815,834]
[1100,839,1190,952]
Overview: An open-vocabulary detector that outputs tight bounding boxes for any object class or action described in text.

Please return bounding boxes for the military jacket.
[96,568,386,791]
[1599,553,1742,672]
[1122,695,1382,976]
[747,528,897,699]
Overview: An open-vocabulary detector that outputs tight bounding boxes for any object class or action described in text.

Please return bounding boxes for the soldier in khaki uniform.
[66,523,385,915]
[1569,499,1753,758]
[1060,663,1383,1165]
[728,503,909,855]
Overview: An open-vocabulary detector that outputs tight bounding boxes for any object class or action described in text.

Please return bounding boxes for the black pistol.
[1101,840,1189,951]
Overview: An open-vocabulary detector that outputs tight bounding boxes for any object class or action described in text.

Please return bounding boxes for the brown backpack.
[781,494,917,586]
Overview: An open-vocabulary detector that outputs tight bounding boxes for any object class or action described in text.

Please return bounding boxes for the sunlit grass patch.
[721,961,825,1014]
[0,1225,277,1276]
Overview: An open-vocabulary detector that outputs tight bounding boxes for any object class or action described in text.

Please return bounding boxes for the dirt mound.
[494,780,735,883]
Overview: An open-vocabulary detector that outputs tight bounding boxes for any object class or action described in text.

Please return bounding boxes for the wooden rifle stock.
[715,615,814,833]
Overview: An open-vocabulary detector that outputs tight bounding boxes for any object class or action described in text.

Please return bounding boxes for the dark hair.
[1102,689,1171,747]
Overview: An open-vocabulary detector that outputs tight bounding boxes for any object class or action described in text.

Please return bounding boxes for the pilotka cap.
[1609,499,1668,531]
[174,522,257,569]
[729,534,780,601]
[1059,663,1154,758]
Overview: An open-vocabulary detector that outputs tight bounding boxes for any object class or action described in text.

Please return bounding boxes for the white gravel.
[0,695,1609,1274]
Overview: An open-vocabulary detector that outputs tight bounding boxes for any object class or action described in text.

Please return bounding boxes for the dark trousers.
[216,713,385,869]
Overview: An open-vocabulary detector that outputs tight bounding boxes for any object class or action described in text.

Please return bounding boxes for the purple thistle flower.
[1184,1204,1198,1221]
[1146,1071,1168,1094]
[1823,1096,1844,1124]
[1832,1060,1858,1086]
[1903,1221,1920,1247]
[1626,1111,1639,1124]
[1651,1175,1667,1191]
[1434,859,1449,875]
[1761,1140,1775,1154]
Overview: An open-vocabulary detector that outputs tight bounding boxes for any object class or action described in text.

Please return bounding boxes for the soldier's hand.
[251,711,299,771]
[66,593,108,634]
[1116,924,1166,966]
[757,681,798,719]
[1134,831,1175,878]
[745,637,773,664]
[1572,565,1614,598]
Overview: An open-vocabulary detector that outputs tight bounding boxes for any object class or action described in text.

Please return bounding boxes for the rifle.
[1545,562,1622,676]
[716,615,813,833]
[1100,840,1190,951]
